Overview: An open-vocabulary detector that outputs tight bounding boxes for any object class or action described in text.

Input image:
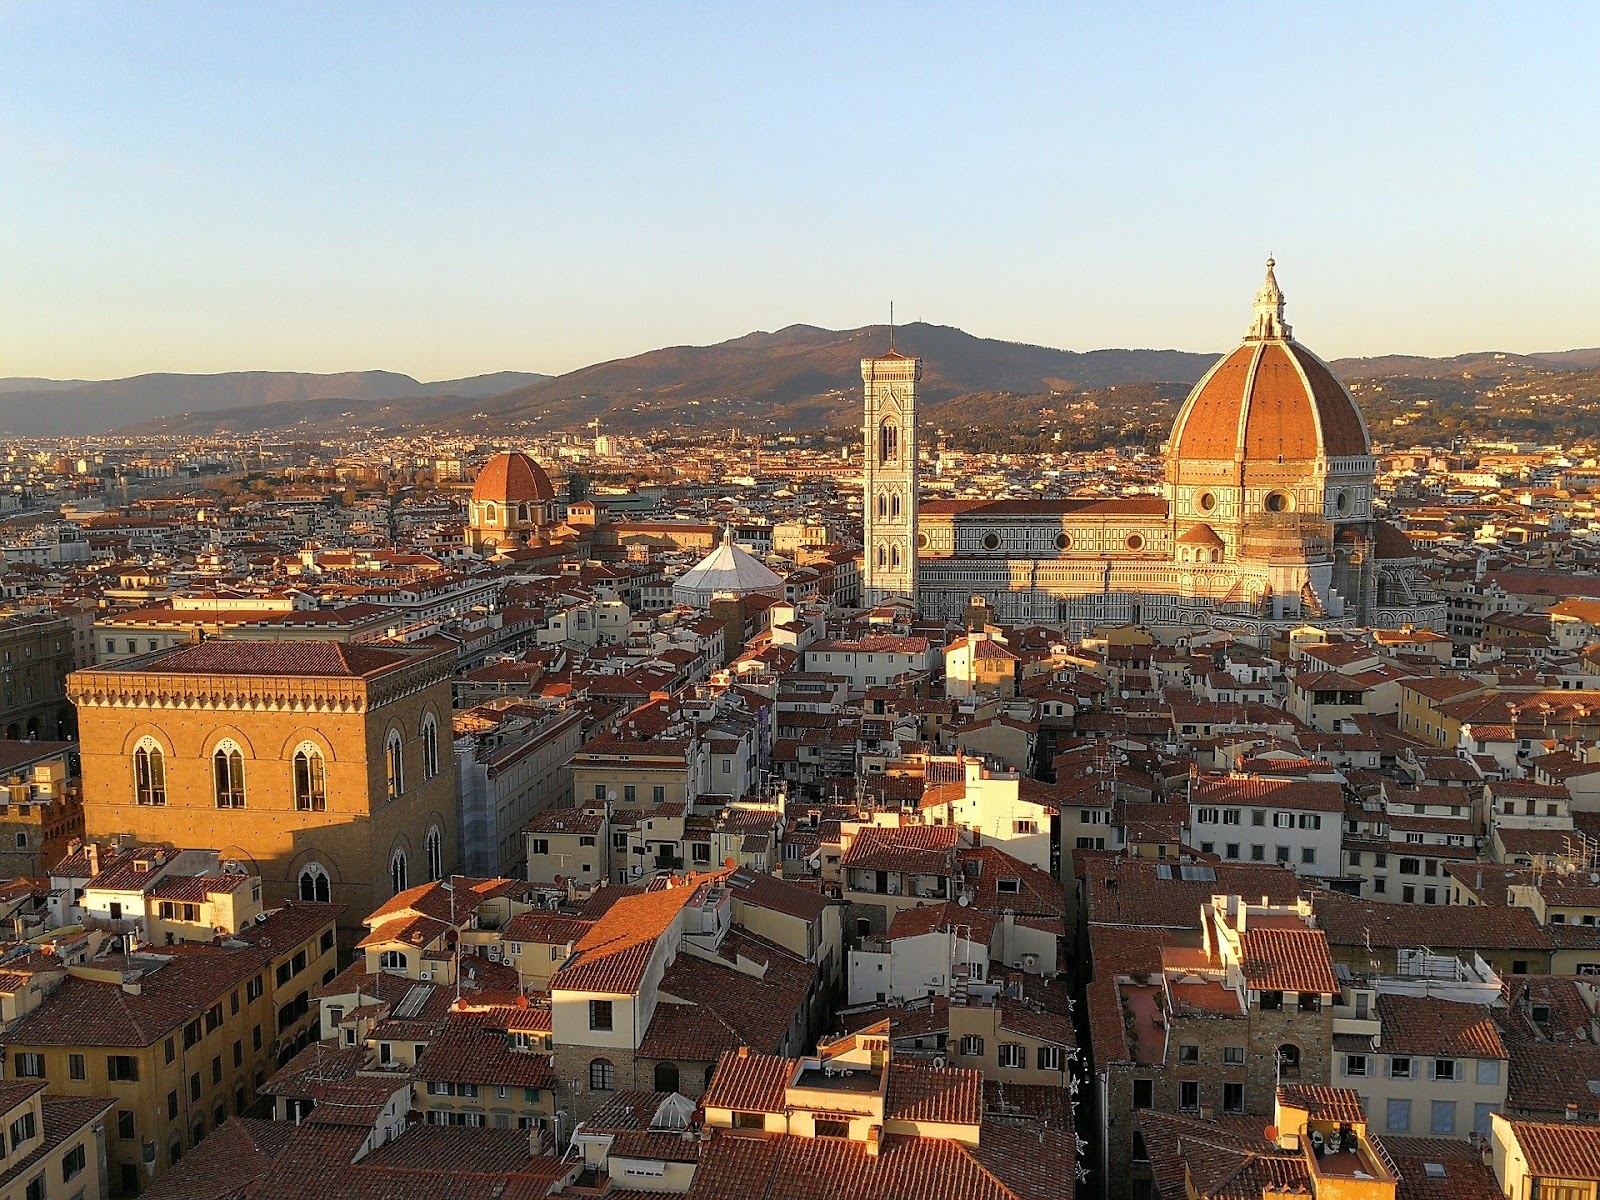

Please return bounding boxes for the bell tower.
[861,341,922,608]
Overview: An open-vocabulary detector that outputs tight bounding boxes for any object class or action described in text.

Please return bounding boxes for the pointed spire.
[1247,256,1292,340]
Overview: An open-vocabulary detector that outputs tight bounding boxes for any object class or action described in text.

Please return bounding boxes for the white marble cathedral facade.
[860,262,1446,638]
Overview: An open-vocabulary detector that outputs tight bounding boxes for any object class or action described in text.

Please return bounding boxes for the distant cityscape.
[2,264,1600,1200]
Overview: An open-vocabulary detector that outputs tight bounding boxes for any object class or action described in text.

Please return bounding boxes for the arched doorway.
[653,1062,680,1094]
[1278,1043,1301,1080]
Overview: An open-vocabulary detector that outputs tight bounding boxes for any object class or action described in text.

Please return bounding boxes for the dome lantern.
[1247,256,1292,341]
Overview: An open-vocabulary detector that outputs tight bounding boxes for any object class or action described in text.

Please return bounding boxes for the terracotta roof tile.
[1509,1119,1600,1181]
[1384,1136,1502,1200]
[109,640,420,678]
[1376,994,1506,1060]
[1276,1084,1365,1124]
[1239,927,1338,995]
[884,1061,983,1125]
[550,883,696,995]
[702,1049,796,1113]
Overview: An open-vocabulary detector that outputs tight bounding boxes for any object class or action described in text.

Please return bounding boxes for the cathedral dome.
[472,452,555,505]
[1168,261,1369,464]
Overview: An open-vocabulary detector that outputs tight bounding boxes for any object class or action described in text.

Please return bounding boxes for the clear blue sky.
[2,2,1596,380]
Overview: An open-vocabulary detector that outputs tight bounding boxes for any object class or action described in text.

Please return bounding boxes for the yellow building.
[0,1081,114,1200]
[946,992,1074,1088]
[943,629,1019,700]
[2,902,339,1195]
[1492,1114,1600,1200]
[67,641,458,950]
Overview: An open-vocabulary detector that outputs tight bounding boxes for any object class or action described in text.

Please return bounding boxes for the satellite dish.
[957,894,971,907]
[606,790,617,803]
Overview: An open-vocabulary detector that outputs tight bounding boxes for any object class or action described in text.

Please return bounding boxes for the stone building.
[3,900,339,1194]
[1094,895,1339,1200]
[67,640,458,950]
[884,262,1447,636]
[466,451,557,555]
[0,613,76,741]
[860,344,922,608]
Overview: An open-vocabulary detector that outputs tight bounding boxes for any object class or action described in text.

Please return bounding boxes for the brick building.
[67,641,458,950]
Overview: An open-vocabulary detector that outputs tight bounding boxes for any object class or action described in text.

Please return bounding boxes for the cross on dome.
[1247,256,1292,341]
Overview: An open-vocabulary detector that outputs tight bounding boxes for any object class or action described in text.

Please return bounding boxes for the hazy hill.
[0,378,90,393]
[0,370,549,436]
[468,322,1218,434]
[19,323,1600,447]
[116,323,1218,438]
[1326,349,1600,378]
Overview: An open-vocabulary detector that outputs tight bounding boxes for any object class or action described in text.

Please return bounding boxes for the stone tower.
[861,344,922,607]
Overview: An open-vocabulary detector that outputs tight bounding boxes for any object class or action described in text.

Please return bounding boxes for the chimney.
[865,1125,882,1157]
[85,843,100,878]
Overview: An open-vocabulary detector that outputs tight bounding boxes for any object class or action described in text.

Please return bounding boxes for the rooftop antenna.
[888,301,895,353]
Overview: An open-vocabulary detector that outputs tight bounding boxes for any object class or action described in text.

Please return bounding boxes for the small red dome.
[472,452,555,505]
[1373,520,1417,560]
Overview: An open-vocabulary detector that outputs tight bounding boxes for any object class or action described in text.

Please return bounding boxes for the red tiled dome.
[1176,523,1225,547]
[471,452,555,505]
[1169,261,1369,464]
[1171,341,1368,462]
[1373,520,1417,560]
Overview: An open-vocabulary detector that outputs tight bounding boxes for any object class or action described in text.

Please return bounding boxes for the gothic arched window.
[422,715,439,780]
[386,731,404,800]
[134,738,166,806]
[425,827,443,883]
[299,863,331,903]
[293,743,327,812]
[879,420,899,463]
[213,740,246,809]
[391,849,409,896]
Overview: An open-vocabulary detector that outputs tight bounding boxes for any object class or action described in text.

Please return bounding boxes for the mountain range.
[0,370,549,437]
[6,324,1600,444]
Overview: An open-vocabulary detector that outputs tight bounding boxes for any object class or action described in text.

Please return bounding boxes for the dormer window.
[997,878,1020,895]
